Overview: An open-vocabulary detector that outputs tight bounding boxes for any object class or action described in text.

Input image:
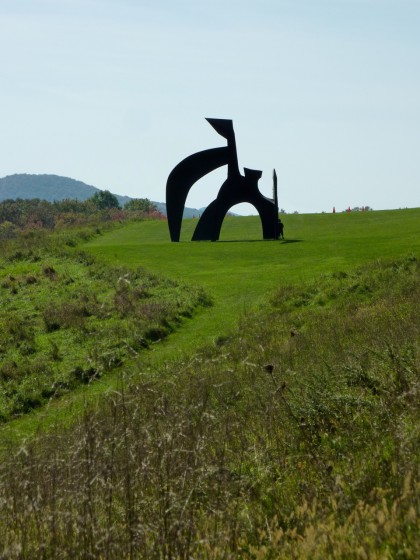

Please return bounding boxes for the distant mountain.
[153,201,206,219]
[0,174,203,217]
[0,174,133,207]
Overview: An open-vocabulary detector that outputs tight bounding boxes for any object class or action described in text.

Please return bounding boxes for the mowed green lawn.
[86,208,420,360]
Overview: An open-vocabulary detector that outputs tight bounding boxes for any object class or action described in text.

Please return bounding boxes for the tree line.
[0,191,164,239]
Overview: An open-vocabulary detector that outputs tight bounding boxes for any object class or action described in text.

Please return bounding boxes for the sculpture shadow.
[213,239,273,243]
[280,239,303,244]
[216,238,303,244]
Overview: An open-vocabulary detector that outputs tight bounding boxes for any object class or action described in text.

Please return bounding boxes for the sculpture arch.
[166,118,280,242]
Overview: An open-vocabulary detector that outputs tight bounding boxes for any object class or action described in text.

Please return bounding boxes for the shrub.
[42,302,90,332]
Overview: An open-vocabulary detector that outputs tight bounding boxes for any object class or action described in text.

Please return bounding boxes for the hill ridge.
[0,173,203,217]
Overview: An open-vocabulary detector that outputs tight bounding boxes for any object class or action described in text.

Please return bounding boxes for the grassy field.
[85,208,420,359]
[0,205,418,558]
[1,209,418,439]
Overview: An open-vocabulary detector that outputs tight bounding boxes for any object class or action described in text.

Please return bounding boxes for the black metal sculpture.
[166,118,280,242]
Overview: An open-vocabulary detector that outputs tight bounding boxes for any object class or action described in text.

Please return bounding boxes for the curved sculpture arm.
[166,146,228,241]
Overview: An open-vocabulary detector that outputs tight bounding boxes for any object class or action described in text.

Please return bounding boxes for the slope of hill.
[0,210,418,557]
[0,173,203,217]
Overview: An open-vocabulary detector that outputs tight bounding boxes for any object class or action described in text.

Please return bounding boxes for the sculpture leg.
[253,198,278,239]
[192,199,231,241]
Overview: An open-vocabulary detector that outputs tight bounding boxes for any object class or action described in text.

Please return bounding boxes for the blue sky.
[1,0,419,213]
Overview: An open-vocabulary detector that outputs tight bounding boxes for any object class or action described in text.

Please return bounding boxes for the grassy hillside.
[0,209,418,558]
[0,229,211,423]
[1,208,417,434]
[0,254,418,558]
[85,208,420,357]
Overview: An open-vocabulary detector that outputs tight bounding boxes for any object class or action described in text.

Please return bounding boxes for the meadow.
[84,208,420,356]
[0,209,419,558]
